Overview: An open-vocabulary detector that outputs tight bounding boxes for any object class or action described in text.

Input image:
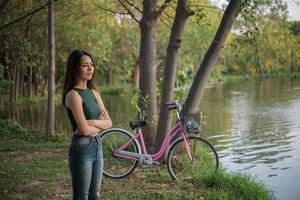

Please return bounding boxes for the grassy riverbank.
[0,120,274,200]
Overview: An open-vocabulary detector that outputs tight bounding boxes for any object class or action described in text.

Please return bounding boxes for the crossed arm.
[87,90,112,130]
[65,90,112,136]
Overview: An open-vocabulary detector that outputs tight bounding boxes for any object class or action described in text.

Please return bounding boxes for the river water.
[1,78,299,200]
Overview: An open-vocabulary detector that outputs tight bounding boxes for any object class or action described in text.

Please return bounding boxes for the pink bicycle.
[100,101,219,182]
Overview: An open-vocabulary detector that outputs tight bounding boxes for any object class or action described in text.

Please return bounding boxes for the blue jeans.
[69,134,103,200]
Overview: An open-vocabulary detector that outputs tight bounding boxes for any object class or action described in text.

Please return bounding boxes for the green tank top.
[66,88,101,132]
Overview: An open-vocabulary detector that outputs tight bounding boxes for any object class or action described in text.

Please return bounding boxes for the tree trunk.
[133,58,140,89]
[107,58,113,85]
[154,0,193,152]
[108,66,113,85]
[19,65,25,97]
[3,48,11,81]
[183,0,242,115]
[139,0,158,149]
[11,62,20,102]
[28,59,33,98]
[45,0,55,136]
[15,63,20,100]
[34,65,38,96]
[41,74,47,97]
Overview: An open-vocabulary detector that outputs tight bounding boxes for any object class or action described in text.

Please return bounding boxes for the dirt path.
[1,147,203,200]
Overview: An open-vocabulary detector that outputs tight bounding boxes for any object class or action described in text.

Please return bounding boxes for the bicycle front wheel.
[100,128,140,179]
[167,136,219,182]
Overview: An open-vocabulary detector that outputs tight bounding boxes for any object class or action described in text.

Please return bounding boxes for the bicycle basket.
[184,112,201,133]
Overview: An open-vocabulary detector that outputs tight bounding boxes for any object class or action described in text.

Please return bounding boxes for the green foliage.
[0,46,12,90]
[289,20,300,36]
[173,68,191,102]
[0,79,12,90]
[125,90,148,120]
[54,0,140,86]
[0,119,67,150]
[194,169,275,200]
[100,84,128,95]
[0,62,3,73]
[175,69,189,88]
[221,0,300,77]
[194,5,208,27]
[14,95,47,105]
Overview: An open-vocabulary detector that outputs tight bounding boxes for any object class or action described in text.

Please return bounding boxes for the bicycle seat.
[129,120,147,129]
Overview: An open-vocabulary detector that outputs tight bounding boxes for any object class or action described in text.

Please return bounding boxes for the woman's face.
[77,55,94,81]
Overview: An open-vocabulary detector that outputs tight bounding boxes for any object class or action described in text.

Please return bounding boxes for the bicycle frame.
[113,120,193,162]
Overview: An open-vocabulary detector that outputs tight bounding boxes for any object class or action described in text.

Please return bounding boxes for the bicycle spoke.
[101,129,139,179]
[167,136,219,182]
[191,138,198,164]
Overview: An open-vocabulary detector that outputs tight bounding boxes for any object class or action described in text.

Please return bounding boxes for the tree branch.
[189,4,219,10]
[161,9,175,20]
[156,0,172,16]
[118,0,140,23]
[92,1,128,15]
[158,15,171,29]
[1,1,56,30]
[123,0,142,13]
[93,1,140,23]
[5,0,25,14]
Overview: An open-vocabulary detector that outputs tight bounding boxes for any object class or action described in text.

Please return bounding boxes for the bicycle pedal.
[140,162,152,168]
[153,161,160,165]
[141,164,152,168]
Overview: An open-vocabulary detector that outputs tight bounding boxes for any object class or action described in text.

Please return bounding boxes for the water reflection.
[0,94,137,134]
[1,78,300,200]
[198,78,300,200]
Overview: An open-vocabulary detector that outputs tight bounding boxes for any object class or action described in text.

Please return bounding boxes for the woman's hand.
[86,118,112,131]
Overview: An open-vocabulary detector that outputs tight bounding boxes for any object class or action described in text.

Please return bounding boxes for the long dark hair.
[62,50,97,106]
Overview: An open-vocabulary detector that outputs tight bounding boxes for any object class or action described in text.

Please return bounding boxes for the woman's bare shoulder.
[65,90,81,108]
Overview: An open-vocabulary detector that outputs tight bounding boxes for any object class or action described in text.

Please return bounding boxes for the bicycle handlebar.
[167,106,177,110]
[165,101,182,120]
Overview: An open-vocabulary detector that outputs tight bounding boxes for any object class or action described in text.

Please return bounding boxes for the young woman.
[62,50,112,200]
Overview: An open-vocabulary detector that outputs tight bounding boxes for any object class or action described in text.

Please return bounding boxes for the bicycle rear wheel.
[100,128,140,179]
[167,136,219,182]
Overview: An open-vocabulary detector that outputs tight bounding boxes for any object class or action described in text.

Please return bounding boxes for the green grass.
[0,119,67,152]
[111,190,198,200]
[0,154,70,199]
[0,120,70,199]
[0,120,275,200]
[194,170,275,200]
